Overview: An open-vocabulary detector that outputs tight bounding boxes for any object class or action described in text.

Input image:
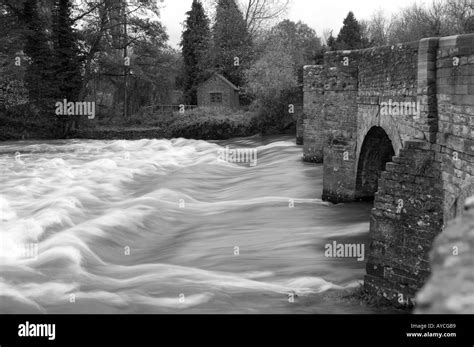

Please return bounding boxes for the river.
[0,135,391,314]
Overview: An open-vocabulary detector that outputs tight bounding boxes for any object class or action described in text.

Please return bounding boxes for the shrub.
[166,106,260,140]
[252,88,301,135]
[0,103,56,140]
[0,79,29,110]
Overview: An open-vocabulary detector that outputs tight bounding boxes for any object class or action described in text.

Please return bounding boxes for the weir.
[302,34,474,305]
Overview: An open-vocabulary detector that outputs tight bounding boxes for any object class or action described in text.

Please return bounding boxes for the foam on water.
[0,137,378,313]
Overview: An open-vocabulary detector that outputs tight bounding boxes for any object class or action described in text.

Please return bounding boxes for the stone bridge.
[300,34,474,306]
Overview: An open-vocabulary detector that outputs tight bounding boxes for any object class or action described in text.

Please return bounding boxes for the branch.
[72,2,102,23]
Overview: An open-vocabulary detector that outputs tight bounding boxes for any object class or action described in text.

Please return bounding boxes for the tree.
[0,1,29,110]
[73,0,172,118]
[362,10,390,47]
[442,0,473,34]
[1,0,171,126]
[465,16,474,32]
[384,0,472,44]
[335,1,473,49]
[204,0,290,40]
[387,3,442,44]
[244,47,298,134]
[240,0,290,39]
[244,19,320,133]
[264,20,321,81]
[245,19,321,97]
[212,0,251,87]
[22,0,56,110]
[52,0,82,101]
[181,0,211,105]
[50,0,83,136]
[323,29,337,51]
[336,11,363,50]
[245,48,296,99]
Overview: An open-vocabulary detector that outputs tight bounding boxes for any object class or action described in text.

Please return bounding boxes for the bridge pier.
[322,143,358,202]
[302,65,325,162]
[364,141,444,304]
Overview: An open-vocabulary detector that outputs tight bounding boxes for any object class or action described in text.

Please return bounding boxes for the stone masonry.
[415,196,474,313]
[303,34,474,306]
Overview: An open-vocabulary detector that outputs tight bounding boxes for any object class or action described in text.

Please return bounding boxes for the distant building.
[171,90,184,105]
[197,73,240,108]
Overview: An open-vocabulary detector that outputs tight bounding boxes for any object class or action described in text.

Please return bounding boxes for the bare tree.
[241,0,291,38]
[203,0,291,39]
[424,0,447,37]
[445,0,474,33]
[385,0,472,44]
[386,1,445,44]
[364,10,391,46]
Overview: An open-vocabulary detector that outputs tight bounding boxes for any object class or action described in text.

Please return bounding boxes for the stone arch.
[355,126,395,201]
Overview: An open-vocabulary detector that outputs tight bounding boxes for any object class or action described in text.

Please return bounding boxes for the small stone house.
[197,73,240,108]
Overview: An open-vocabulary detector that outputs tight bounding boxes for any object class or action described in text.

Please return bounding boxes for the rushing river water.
[0,135,391,314]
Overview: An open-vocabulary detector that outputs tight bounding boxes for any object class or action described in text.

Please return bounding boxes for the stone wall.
[303,33,474,306]
[321,52,360,201]
[435,35,474,223]
[365,140,444,305]
[302,65,325,161]
[296,110,306,145]
[357,41,419,154]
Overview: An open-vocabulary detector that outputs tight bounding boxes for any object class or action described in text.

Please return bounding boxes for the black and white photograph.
[0,0,473,344]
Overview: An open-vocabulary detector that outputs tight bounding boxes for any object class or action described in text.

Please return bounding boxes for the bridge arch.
[355,126,395,201]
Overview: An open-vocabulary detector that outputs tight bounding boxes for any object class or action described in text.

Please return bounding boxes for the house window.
[210,92,223,104]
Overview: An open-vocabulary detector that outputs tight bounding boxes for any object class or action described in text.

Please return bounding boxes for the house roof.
[199,73,240,91]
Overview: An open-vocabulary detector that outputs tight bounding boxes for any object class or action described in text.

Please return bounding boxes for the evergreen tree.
[51,0,83,136]
[181,0,211,105]
[336,12,363,50]
[212,0,251,87]
[51,0,82,101]
[326,33,337,51]
[23,0,81,110]
[23,0,56,110]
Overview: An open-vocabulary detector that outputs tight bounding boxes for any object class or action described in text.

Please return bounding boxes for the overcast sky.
[160,0,430,48]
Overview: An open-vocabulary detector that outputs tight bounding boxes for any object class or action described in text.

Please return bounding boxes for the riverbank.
[0,112,54,141]
[1,106,294,142]
[73,108,263,141]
